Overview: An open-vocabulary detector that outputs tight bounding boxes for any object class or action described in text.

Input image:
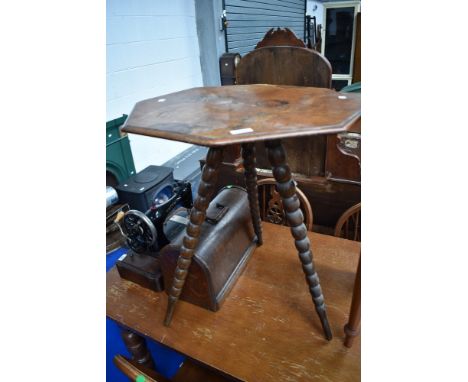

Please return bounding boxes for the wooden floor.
[107,223,361,381]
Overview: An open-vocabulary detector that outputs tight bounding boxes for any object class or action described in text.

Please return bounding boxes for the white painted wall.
[107,0,203,171]
[306,0,324,25]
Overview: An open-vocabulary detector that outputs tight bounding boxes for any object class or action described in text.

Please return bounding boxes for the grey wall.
[195,0,226,86]
[107,0,203,170]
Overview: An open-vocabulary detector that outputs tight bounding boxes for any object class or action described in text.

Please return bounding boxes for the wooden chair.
[236,28,332,88]
[334,202,361,242]
[333,129,361,348]
[235,28,332,180]
[334,202,361,348]
[229,28,329,232]
[258,178,313,231]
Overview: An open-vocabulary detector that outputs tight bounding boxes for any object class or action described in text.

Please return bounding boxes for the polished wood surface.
[107,223,361,381]
[122,85,361,146]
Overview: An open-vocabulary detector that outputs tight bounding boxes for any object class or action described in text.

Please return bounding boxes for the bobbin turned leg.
[265,139,332,340]
[344,256,361,347]
[164,147,224,326]
[241,142,263,246]
[120,329,155,370]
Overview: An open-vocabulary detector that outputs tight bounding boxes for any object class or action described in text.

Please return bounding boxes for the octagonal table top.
[122,84,361,147]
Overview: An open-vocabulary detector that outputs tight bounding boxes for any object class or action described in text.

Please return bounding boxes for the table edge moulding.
[121,84,361,147]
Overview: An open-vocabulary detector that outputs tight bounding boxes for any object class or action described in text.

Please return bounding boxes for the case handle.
[205,203,229,224]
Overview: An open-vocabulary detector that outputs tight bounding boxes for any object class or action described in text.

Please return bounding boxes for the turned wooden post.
[241,142,263,246]
[265,139,332,340]
[164,147,224,326]
[344,256,361,347]
[120,329,155,370]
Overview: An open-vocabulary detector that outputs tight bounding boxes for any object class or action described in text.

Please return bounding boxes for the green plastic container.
[106,114,136,186]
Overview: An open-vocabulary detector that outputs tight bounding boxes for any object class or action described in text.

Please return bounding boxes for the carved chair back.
[236,28,333,180]
[258,178,313,231]
[236,28,332,88]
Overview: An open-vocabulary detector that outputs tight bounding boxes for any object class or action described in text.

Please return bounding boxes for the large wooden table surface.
[107,223,361,381]
[122,84,361,146]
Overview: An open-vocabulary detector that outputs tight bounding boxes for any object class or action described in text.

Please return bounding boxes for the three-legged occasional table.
[122,84,361,340]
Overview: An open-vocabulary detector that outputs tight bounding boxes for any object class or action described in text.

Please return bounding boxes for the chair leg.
[265,139,332,341]
[344,256,361,348]
[241,142,263,246]
[164,147,224,326]
[120,329,155,370]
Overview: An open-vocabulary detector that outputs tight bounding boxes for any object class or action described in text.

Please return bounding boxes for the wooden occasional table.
[107,223,361,381]
[122,84,361,340]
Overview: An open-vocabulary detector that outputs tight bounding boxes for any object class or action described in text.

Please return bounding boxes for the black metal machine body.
[115,165,175,212]
[121,179,192,255]
[114,166,193,292]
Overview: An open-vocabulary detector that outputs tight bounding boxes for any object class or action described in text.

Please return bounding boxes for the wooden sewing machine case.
[160,186,257,311]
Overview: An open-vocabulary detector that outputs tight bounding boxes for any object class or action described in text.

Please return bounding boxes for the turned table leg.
[121,329,155,369]
[344,256,361,347]
[265,139,332,340]
[241,142,263,246]
[164,147,224,326]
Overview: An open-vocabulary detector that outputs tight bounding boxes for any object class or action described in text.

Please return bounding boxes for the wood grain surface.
[122,84,361,147]
[107,223,361,381]
[237,47,332,89]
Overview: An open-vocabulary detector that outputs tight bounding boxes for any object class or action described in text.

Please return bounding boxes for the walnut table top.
[122,84,361,147]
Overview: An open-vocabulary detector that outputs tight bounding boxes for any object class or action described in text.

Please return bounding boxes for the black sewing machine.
[113,166,193,291]
[121,179,192,254]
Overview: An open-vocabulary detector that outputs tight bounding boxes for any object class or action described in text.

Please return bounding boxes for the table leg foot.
[121,329,155,370]
[344,256,361,347]
[164,147,224,326]
[241,142,263,246]
[265,139,332,341]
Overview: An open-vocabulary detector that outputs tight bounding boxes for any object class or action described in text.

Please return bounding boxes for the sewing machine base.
[116,251,164,292]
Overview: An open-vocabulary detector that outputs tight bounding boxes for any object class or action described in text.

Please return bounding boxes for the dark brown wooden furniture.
[122,84,360,340]
[159,187,257,312]
[223,28,361,229]
[335,202,361,242]
[258,178,313,230]
[114,354,168,382]
[334,203,361,348]
[344,257,361,348]
[114,354,234,382]
[107,223,361,382]
[334,132,361,348]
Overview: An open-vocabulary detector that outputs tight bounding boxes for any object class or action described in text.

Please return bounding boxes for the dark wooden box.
[160,187,256,311]
[116,251,164,292]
